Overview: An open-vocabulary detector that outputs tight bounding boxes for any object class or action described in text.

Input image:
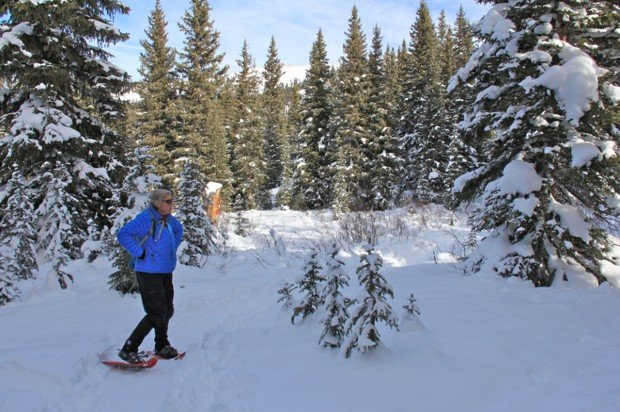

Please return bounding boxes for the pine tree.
[291,30,335,210]
[262,37,288,196]
[177,0,232,206]
[383,46,403,143]
[331,7,372,214]
[319,243,350,348]
[276,81,302,208]
[402,293,421,319]
[454,5,475,70]
[0,0,130,288]
[446,8,479,206]
[398,0,445,201]
[138,0,179,185]
[451,1,620,286]
[0,165,38,305]
[230,41,267,210]
[366,26,403,210]
[277,281,298,309]
[342,244,398,358]
[177,160,216,267]
[107,145,162,294]
[0,273,18,306]
[292,250,325,323]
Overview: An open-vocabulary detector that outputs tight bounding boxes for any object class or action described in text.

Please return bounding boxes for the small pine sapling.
[402,293,420,318]
[291,250,325,323]
[0,166,38,285]
[342,244,399,358]
[319,243,350,348]
[277,281,298,309]
[0,274,19,306]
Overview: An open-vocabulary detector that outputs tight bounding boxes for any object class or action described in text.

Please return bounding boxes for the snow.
[519,43,605,126]
[478,3,515,41]
[550,199,592,242]
[571,141,600,167]
[603,83,620,105]
[452,166,484,193]
[1,209,619,411]
[513,195,539,217]
[206,181,223,195]
[493,160,542,196]
[0,22,34,54]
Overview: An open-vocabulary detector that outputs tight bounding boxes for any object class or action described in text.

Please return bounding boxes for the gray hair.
[150,188,172,205]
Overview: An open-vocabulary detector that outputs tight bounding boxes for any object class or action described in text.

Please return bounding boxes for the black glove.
[139,249,146,260]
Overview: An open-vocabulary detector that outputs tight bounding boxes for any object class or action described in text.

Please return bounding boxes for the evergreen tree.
[231,41,267,210]
[138,0,179,185]
[291,30,335,210]
[319,243,350,348]
[342,244,398,358]
[107,145,162,294]
[0,165,38,305]
[451,0,620,286]
[292,250,325,323]
[0,0,130,288]
[276,81,302,208]
[177,160,216,267]
[445,8,479,204]
[402,293,421,320]
[398,0,445,201]
[383,46,403,141]
[331,7,372,214]
[0,273,18,306]
[177,0,232,207]
[454,5,475,70]
[262,37,288,196]
[367,26,403,210]
[277,281,298,309]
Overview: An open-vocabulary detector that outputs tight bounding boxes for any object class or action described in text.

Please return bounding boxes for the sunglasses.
[162,199,174,205]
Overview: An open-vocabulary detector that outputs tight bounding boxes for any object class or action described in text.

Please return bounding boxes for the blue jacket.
[117,206,184,274]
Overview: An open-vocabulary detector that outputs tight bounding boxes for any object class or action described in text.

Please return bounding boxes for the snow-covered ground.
[1,209,619,412]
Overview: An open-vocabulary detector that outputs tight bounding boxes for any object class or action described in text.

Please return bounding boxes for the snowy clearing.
[1,210,619,412]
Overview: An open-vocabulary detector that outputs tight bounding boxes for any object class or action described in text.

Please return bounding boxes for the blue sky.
[108,0,490,81]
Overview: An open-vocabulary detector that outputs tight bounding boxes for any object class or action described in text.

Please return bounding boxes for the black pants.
[124,272,174,352]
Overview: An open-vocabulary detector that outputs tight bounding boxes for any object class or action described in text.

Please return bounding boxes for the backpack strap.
[137,212,157,246]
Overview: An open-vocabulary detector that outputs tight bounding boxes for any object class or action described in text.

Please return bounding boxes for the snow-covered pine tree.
[402,293,421,320]
[366,26,403,211]
[0,165,38,305]
[398,0,447,202]
[291,30,335,210]
[0,0,130,288]
[107,145,162,294]
[445,7,480,205]
[231,41,267,210]
[177,160,216,267]
[262,37,288,198]
[138,0,179,186]
[454,5,476,70]
[277,281,298,309]
[450,1,620,286]
[275,81,301,208]
[331,6,372,214]
[342,244,398,358]
[177,0,232,208]
[319,243,350,348]
[383,45,403,150]
[292,250,325,324]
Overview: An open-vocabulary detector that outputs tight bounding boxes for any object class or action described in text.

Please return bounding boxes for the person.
[116,188,184,363]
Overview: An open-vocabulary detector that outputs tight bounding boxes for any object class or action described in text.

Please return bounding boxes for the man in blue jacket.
[117,189,184,363]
